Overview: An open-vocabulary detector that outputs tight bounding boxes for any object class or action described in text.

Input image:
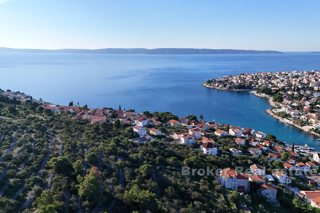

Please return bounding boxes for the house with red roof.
[268,153,280,161]
[229,127,243,137]
[179,117,190,126]
[168,119,181,127]
[296,162,310,173]
[248,175,265,185]
[235,137,246,146]
[300,191,320,208]
[249,138,259,146]
[250,164,265,176]
[135,117,150,127]
[283,162,295,171]
[179,134,196,145]
[219,168,250,192]
[149,128,162,136]
[201,137,215,143]
[197,122,208,131]
[188,128,202,139]
[172,132,195,145]
[214,129,228,137]
[255,131,266,139]
[258,184,277,203]
[306,161,318,170]
[90,115,107,124]
[272,170,292,185]
[200,142,218,155]
[133,125,147,137]
[249,148,262,156]
[43,104,60,114]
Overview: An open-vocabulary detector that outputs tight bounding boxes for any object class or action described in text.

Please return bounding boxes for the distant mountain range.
[0,47,282,54]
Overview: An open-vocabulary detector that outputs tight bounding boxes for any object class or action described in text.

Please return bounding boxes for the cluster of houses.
[205,70,320,133]
[0,90,38,103]
[3,89,320,209]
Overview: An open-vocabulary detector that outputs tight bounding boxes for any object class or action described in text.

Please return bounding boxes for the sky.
[0,0,319,51]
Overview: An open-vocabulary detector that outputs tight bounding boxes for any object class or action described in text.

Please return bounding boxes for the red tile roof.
[201,142,214,149]
[302,191,320,207]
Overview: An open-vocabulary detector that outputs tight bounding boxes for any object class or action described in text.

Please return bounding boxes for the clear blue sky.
[0,0,319,51]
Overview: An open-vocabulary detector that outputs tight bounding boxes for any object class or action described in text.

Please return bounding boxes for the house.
[135,117,149,127]
[201,137,215,143]
[249,148,262,156]
[219,168,250,192]
[262,140,271,147]
[119,118,132,125]
[296,162,311,173]
[248,175,265,185]
[189,120,200,126]
[255,131,266,139]
[287,158,296,165]
[249,138,259,146]
[274,146,284,153]
[90,115,107,124]
[197,123,208,131]
[283,162,295,171]
[43,104,60,114]
[200,142,218,155]
[168,119,181,127]
[235,137,246,146]
[272,170,292,185]
[313,153,320,163]
[265,175,275,182]
[229,148,242,156]
[179,117,190,126]
[306,161,318,170]
[179,134,196,145]
[214,129,228,137]
[300,191,320,208]
[306,176,320,188]
[150,118,162,126]
[133,125,147,137]
[306,161,317,168]
[188,128,202,139]
[149,128,162,136]
[250,164,265,176]
[172,132,195,145]
[123,111,138,119]
[258,184,277,203]
[269,153,280,161]
[172,132,186,140]
[229,127,243,137]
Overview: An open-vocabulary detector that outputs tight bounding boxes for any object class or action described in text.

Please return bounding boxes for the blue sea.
[1,52,320,149]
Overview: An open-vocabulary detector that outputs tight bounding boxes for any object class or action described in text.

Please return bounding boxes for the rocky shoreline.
[202,82,252,92]
[203,83,320,138]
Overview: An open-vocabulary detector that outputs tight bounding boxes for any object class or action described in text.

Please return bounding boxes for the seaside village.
[4,89,320,209]
[205,70,320,136]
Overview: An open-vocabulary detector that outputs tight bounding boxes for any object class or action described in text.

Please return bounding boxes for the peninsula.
[204,70,320,137]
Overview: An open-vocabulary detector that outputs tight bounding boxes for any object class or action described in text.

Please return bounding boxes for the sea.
[1,52,320,149]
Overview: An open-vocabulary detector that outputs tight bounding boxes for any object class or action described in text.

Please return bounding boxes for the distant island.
[0,47,282,54]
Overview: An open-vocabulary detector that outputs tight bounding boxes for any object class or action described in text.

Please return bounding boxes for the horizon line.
[0,47,319,53]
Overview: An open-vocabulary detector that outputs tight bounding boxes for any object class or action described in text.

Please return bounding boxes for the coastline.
[204,82,320,138]
[250,90,320,137]
[202,82,252,92]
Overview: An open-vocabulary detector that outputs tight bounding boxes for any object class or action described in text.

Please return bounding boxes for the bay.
[1,52,320,149]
